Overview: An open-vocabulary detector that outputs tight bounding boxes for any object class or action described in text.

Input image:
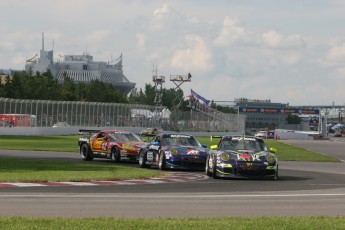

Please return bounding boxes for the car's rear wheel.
[80,143,93,161]
[111,147,121,163]
[205,155,212,177]
[158,151,166,170]
[139,149,150,168]
[212,155,219,179]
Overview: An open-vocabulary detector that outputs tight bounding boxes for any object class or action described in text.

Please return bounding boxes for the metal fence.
[0,97,245,132]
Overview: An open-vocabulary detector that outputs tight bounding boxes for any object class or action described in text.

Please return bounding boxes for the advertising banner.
[239,107,320,114]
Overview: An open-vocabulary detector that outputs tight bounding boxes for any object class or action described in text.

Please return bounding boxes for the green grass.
[0,158,163,182]
[197,136,340,162]
[264,139,340,162]
[0,135,79,152]
[0,216,345,229]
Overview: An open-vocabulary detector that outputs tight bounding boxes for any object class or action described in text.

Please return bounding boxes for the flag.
[191,89,210,105]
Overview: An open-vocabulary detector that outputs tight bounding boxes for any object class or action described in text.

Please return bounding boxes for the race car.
[138,133,210,170]
[205,136,278,180]
[78,129,146,162]
[140,127,163,136]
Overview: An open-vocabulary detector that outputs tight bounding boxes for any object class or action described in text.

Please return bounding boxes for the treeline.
[0,70,236,113]
[0,70,127,103]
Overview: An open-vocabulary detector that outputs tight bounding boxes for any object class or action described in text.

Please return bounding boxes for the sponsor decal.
[150,145,160,150]
[232,137,256,141]
[240,107,320,114]
[170,134,191,138]
[122,144,136,150]
[187,150,199,155]
[246,162,253,168]
[238,153,252,161]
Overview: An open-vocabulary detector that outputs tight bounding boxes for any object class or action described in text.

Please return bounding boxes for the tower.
[152,68,166,120]
[169,73,192,116]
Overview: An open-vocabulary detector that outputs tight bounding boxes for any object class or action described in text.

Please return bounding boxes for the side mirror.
[269,147,277,153]
[210,145,218,150]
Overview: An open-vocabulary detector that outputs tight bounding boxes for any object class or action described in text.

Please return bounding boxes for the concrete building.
[235,98,320,131]
[25,33,135,94]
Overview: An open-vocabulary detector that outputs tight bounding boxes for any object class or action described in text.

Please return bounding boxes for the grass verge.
[197,136,340,162]
[0,158,163,182]
[0,216,345,229]
[0,135,79,152]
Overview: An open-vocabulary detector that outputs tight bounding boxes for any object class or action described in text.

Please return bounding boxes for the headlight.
[170,148,179,156]
[267,155,276,164]
[220,153,230,161]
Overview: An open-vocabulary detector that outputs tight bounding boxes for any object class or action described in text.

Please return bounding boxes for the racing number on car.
[101,142,107,150]
[147,152,154,161]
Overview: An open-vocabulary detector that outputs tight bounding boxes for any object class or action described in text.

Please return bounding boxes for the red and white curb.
[0,172,209,188]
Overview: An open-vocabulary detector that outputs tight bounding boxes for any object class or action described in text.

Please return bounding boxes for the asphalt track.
[0,138,345,217]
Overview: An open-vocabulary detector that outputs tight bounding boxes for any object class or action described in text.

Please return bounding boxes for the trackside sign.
[239,107,320,115]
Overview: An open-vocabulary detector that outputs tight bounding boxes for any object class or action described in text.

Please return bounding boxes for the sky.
[1,0,345,106]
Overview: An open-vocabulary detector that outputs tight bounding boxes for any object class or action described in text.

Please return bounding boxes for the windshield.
[108,132,141,142]
[219,139,266,152]
[160,134,201,147]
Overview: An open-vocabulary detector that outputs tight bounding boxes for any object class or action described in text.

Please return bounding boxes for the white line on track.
[1,193,345,198]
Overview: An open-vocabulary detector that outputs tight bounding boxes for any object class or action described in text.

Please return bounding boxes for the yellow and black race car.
[206,136,278,180]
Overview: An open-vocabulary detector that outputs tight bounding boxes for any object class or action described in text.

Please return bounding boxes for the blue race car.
[138,133,209,170]
[206,136,278,180]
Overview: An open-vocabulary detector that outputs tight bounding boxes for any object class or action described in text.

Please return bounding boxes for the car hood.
[220,150,272,162]
[164,145,208,156]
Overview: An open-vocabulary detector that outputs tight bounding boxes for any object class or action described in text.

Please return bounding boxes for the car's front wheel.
[80,143,93,161]
[158,151,166,170]
[111,147,121,163]
[212,155,219,179]
[139,149,150,168]
[205,155,212,177]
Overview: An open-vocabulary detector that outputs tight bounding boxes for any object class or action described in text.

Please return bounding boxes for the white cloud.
[170,34,213,72]
[262,31,305,49]
[213,17,247,46]
[262,31,283,48]
[0,41,14,51]
[336,67,345,76]
[151,3,173,29]
[327,43,345,61]
[281,52,302,65]
[136,34,146,47]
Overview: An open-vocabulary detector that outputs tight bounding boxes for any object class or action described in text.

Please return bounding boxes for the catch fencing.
[0,97,245,132]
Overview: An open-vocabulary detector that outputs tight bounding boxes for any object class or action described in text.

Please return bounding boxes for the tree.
[287,114,301,124]
[61,73,76,101]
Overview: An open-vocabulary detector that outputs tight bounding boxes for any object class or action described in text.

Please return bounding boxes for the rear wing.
[139,133,157,142]
[210,135,222,141]
[79,129,101,136]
